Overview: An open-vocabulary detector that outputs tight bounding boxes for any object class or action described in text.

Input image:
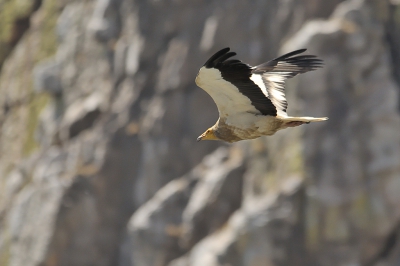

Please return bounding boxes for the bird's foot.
[285,121,309,127]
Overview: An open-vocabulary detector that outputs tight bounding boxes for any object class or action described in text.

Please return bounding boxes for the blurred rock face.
[0,0,399,266]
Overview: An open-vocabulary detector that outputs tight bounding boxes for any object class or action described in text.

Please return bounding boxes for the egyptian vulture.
[196,47,327,143]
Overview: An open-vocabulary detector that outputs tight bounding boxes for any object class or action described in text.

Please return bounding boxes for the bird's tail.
[281,116,328,123]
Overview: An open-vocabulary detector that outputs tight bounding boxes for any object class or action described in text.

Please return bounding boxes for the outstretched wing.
[250,49,324,116]
[195,47,323,118]
[196,48,277,118]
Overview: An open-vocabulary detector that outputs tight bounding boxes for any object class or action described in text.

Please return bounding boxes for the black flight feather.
[252,49,324,75]
[200,48,323,117]
[202,47,277,116]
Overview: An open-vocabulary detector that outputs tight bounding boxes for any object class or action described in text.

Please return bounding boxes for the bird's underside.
[195,47,328,143]
[213,115,327,143]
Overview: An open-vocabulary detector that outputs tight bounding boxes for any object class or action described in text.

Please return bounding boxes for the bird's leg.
[285,121,310,127]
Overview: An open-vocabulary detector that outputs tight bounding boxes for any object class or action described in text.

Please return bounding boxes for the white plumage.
[196,67,259,119]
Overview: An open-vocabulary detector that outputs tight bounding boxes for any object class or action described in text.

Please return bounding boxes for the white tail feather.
[279,116,328,123]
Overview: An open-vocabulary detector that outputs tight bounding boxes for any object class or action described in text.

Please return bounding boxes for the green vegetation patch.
[0,0,35,41]
[23,93,50,154]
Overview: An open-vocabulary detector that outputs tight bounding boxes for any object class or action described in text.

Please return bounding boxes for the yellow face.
[197,128,219,141]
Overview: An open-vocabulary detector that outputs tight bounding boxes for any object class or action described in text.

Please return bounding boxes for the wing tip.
[296,48,307,53]
[274,49,308,61]
[203,47,231,68]
[252,49,324,75]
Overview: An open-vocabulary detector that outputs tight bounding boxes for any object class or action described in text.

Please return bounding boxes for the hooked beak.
[197,136,202,142]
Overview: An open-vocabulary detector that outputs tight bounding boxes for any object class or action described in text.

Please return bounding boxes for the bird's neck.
[212,118,239,142]
[213,117,224,131]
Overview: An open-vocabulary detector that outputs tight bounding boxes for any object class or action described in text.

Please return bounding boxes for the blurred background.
[0,0,400,265]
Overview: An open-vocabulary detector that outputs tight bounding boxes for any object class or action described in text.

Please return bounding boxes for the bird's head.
[197,128,219,142]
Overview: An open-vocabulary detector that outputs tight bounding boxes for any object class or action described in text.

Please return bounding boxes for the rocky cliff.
[0,0,400,265]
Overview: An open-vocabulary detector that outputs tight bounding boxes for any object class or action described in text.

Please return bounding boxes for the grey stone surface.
[180,147,245,249]
[33,60,62,95]
[169,179,305,266]
[126,147,244,266]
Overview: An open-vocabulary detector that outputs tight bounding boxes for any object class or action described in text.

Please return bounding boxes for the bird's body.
[196,47,328,143]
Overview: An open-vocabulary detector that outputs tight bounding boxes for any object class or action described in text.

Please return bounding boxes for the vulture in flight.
[196,47,327,143]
